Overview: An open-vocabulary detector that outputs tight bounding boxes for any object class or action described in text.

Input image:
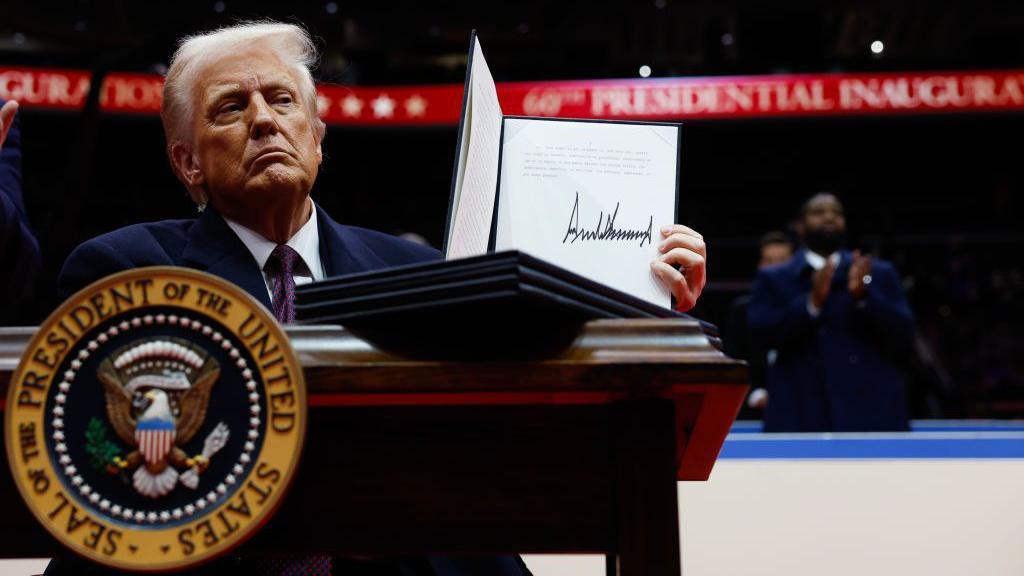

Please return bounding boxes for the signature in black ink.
[562,191,654,247]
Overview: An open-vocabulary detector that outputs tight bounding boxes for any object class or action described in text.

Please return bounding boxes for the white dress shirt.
[804,250,839,272]
[223,210,325,303]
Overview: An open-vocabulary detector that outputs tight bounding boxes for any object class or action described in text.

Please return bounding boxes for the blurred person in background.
[725,231,793,418]
[0,99,41,323]
[748,193,913,432]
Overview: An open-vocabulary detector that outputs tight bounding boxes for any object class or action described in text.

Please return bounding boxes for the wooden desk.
[0,319,746,576]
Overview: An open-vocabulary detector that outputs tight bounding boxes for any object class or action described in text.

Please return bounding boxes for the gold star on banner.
[341,94,363,117]
[404,95,428,117]
[370,94,396,118]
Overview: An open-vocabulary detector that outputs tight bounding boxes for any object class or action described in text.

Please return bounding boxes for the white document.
[444,36,504,260]
[443,35,681,309]
[494,118,679,308]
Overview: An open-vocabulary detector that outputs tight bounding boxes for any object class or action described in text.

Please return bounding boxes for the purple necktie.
[264,250,327,573]
[265,244,301,324]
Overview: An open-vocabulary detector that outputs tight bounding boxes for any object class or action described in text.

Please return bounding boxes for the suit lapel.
[315,204,377,278]
[789,248,813,293]
[180,208,274,310]
[178,204,380,305]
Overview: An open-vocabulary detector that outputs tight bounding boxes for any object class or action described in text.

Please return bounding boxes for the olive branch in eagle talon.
[95,339,222,498]
[84,418,123,475]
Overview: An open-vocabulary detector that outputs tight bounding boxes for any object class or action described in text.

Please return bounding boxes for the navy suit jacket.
[747,249,913,432]
[59,203,440,302]
[1,99,41,314]
[56,206,531,576]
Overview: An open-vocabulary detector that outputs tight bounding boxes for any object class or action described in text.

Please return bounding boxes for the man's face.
[801,193,847,255]
[187,45,322,217]
[759,243,793,268]
[803,194,846,238]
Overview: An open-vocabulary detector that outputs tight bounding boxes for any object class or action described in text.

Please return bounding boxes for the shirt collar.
[223,205,324,280]
[804,250,840,271]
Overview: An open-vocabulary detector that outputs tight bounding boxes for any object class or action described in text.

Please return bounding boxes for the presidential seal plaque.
[4,267,307,572]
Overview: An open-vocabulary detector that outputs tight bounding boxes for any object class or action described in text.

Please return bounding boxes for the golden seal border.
[4,266,307,572]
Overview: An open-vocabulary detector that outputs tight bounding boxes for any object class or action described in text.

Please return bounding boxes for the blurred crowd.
[896,242,1024,418]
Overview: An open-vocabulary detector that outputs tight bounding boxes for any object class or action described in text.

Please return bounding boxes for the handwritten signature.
[562,191,654,247]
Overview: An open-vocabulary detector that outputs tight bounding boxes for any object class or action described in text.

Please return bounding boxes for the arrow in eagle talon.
[180,422,230,490]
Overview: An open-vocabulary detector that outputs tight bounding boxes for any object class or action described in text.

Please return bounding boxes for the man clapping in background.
[748,193,913,432]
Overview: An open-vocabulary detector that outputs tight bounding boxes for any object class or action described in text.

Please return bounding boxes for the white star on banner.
[370,94,396,118]
[404,95,428,117]
[341,94,363,117]
[316,94,331,117]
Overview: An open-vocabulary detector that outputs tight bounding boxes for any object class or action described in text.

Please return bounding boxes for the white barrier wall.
[678,459,1024,576]
[524,422,1024,576]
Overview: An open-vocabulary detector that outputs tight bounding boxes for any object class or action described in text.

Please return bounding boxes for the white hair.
[161,21,325,193]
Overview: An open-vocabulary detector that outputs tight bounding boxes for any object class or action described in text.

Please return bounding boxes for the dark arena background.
[3,6,1023,420]
[4,2,1024,575]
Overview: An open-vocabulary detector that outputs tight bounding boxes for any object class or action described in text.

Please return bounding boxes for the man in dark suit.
[56,20,708,576]
[748,193,913,432]
[1,99,41,321]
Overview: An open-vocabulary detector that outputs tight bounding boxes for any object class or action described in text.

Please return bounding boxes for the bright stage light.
[871,40,884,54]
[639,65,652,78]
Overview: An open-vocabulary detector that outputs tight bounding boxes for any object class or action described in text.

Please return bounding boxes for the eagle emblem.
[96,338,227,498]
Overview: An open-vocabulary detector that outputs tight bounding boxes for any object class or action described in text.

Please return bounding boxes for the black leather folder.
[295,251,710,360]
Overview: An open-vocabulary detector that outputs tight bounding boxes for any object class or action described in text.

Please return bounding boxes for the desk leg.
[609,399,681,576]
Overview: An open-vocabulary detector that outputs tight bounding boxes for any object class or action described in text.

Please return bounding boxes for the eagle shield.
[136,417,176,466]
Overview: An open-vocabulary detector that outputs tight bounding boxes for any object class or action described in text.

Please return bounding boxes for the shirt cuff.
[747,388,769,409]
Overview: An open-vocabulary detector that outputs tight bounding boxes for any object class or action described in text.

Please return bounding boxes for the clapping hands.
[847,250,873,300]
[811,250,873,311]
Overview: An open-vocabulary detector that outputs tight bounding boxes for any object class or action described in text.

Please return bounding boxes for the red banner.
[2,66,1023,124]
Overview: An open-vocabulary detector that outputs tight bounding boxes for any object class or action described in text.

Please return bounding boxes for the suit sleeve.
[851,261,914,354]
[747,268,817,351]
[0,111,41,309]
[58,238,135,300]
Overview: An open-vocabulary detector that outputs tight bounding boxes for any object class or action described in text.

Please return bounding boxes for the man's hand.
[848,250,873,300]
[810,256,836,311]
[748,388,769,410]
[651,224,707,312]
[0,100,18,151]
